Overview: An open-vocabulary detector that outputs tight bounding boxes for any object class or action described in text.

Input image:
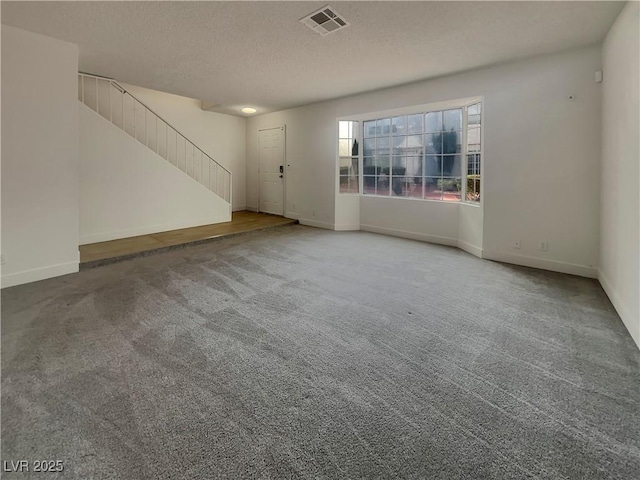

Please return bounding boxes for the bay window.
[338,100,482,203]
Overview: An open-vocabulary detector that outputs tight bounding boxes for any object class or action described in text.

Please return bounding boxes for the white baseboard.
[598,269,639,349]
[482,250,598,278]
[360,224,458,247]
[457,240,483,258]
[334,224,360,231]
[232,205,247,212]
[285,212,300,220]
[298,218,335,230]
[245,205,259,212]
[80,215,231,245]
[1,261,79,289]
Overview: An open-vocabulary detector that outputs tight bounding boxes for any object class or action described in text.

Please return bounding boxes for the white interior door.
[258,127,285,215]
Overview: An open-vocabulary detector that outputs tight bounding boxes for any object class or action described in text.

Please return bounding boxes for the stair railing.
[78,72,232,205]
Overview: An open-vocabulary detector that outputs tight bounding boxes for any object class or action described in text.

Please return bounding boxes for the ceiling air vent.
[300,5,350,36]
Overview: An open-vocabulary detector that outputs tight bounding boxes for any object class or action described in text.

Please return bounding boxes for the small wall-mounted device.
[595,70,603,83]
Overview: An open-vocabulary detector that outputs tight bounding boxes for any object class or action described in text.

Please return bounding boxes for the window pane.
[425,111,443,133]
[364,162,387,175]
[392,116,407,136]
[425,133,441,154]
[467,153,481,176]
[339,121,350,138]
[340,157,358,174]
[363,156,374,167]
[408,114,423,134]
[373,155,390,173]
[443,109,462,131]
[391,159,406,197]
[392,176,407,196]
[339,139,350,156]
[442,178,462,202]
[466,176,480,202]
[467,127,481,152]
[442,130,461,154]
[468,114,481,126]
[364,121,376,138]
[405,134,423,152]
[405,156,422,178]
[424,178,442,200]
[339,175,348,192]
[376,136,390,150]
[363,176,376,195]
[339,176,350,194]
[443,155,462,177]
[338,121,359,196]
[375,175,390,196]
[363,138,375,155]
[392,136,407,154]
[406,177,422,198]
[340,175,359,194]
[392,157,406,171]
[425,155,442,177]
[351,156,359,176]
[377,118,391,135]
[349,175,360,194]
[468,103,481,115]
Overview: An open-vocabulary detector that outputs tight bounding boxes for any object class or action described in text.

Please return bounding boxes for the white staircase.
[77,73,232,206]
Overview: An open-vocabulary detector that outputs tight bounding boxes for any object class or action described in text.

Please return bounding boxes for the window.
[338,101,482,203]
[466,103,481,202]
[425,109,463,201]
[338,120,359,194]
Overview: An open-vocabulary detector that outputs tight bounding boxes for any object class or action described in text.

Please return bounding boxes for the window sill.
[360,194,462,204]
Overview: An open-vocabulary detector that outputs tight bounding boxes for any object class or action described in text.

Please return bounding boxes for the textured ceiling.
[1,1,624,116]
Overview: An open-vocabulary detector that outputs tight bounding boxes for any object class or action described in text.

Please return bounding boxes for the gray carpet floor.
[2,225,639,479]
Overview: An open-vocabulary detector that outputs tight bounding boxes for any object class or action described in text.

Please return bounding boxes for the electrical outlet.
[312,210,316,217]
[0,254,5,265]
[513,240,521,249]
[540,241,548,252]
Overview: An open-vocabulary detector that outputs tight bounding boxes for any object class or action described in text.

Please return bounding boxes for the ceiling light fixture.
[242,107,257,114]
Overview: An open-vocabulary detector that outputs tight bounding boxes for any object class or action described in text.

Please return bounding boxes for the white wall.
[361,197,459,246]
[335,195,360,231]
[1,25,79,288]
[246,45,601,276]
[79,104,231,244]
[458,204,483,257]
[123,84,247,210]
[480,47,601,278]
[599,2,640,348]
[247,110,335,225]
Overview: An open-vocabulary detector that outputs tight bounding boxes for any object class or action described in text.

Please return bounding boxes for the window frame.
[336,120,360,196]
[462,101,482,205]
[337,97,483,205]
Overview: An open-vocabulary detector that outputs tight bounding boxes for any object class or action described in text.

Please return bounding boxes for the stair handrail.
[78,72,232,177]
